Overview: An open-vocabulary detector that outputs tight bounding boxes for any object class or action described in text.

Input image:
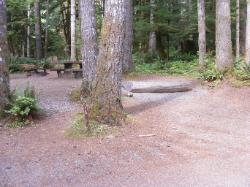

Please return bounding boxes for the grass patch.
[130,59,200,78]
[65,113,116,139]
[69,88,82,102]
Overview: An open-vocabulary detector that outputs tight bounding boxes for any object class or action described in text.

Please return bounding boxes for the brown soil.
[1,72,250,187]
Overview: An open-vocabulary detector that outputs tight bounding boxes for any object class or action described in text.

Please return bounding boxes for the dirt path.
[1,72,250,187]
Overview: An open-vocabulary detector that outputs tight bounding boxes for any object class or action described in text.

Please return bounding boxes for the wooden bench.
[20,64,37,77]
[21,64,48,77]
[50,68,64,78]
[65,69,82,79]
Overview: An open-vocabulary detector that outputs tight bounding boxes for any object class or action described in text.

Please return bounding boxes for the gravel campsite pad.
[1,72,250,187]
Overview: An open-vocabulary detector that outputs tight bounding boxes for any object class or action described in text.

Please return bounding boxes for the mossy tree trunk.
[215,0,233,72]
[0,0,9,112]
[79,0,98,94]
[91,0,126,125]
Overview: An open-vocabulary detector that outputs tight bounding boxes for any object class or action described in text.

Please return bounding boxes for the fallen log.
[131,84,193,93]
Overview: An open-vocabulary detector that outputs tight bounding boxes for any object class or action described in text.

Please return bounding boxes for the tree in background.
[197,0,206,67]
[91,0,126,125]
[79,0,98,94]
[246,0,250,65]
[216,0,233,71]
[148,0,156,54]
[0,0,9,112]
[44,0,49,58]
[123,0,134,73]
[34,0,42,59]
[70,0,76,61]
[27,3,30,58]
[236,0,240,59]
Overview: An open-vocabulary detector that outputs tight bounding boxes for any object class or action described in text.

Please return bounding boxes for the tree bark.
[236,0,240,59]
[215,0,233,71]
[0,0,9,112]
[27,3,30,58]
[61,0,71,56]
[240,1,247,55]
[246,0,250,65]
[44,0,49,58]
[148,0,156,54]
[70,0,76,61]
[198,0,206,67]
[91,0,126,125]
[123,0,134,73]
[34,0,42,59]
[79,0,98,94]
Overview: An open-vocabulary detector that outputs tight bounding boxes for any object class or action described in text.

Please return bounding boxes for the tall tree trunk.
[27,3,30,58]
[70,0,76,61]
[198,0,206,67]
[246,0,250,65]
[91,0,126,125]
[0,0,9,112]
[236,0,240,59]
[148,0,156,54]
[216,0,233,71]
[240,1,247,55]
[79,0,98,94]
[44,0,49,58]
[61,0,71,56]
[123,0,134,73]
[34,0,42,59]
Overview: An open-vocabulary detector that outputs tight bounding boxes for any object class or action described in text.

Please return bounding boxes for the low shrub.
[233,58,250,81]
[8,56,51,73]
[5,85,40,128]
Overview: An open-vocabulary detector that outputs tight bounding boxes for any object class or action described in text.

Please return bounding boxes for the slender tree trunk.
[236,0,240,59]
[27,3,30,58]
[70,0,76,61]
[123,0,134,73]
[240,1,247,54]
[61,1,71,56]
[198,0,206,67]
[91,0,126,125]
[34,0,42,59]
[246,0,250,65]
[216,0,233,71]
[0,0,9,112]
[44,0,49,58]
[79,0,98,94]
[148,0,156,54]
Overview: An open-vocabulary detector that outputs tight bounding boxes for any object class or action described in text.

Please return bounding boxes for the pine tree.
[0,0,9,112]
[91,0,127,125]
[216,0,233,71]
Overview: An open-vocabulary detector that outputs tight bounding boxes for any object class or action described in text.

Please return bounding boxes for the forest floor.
[1,72,250,187]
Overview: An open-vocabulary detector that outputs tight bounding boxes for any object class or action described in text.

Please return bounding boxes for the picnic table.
[51,61,83,79]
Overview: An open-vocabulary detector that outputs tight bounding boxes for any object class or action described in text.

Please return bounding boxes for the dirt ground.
[1,72,250,187]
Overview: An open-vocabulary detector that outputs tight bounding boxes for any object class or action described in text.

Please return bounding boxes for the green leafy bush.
[5,85,39,127]
[199,56,224,82]
[233,58,250,81]
[8,56,51,73]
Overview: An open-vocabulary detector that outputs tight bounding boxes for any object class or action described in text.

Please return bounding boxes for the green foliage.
[233,58,250,81]
[132,52,199,77]
[65,114,113,138]
[5,85,39,128]
[8,56,51,73]
[200,57,224,82]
